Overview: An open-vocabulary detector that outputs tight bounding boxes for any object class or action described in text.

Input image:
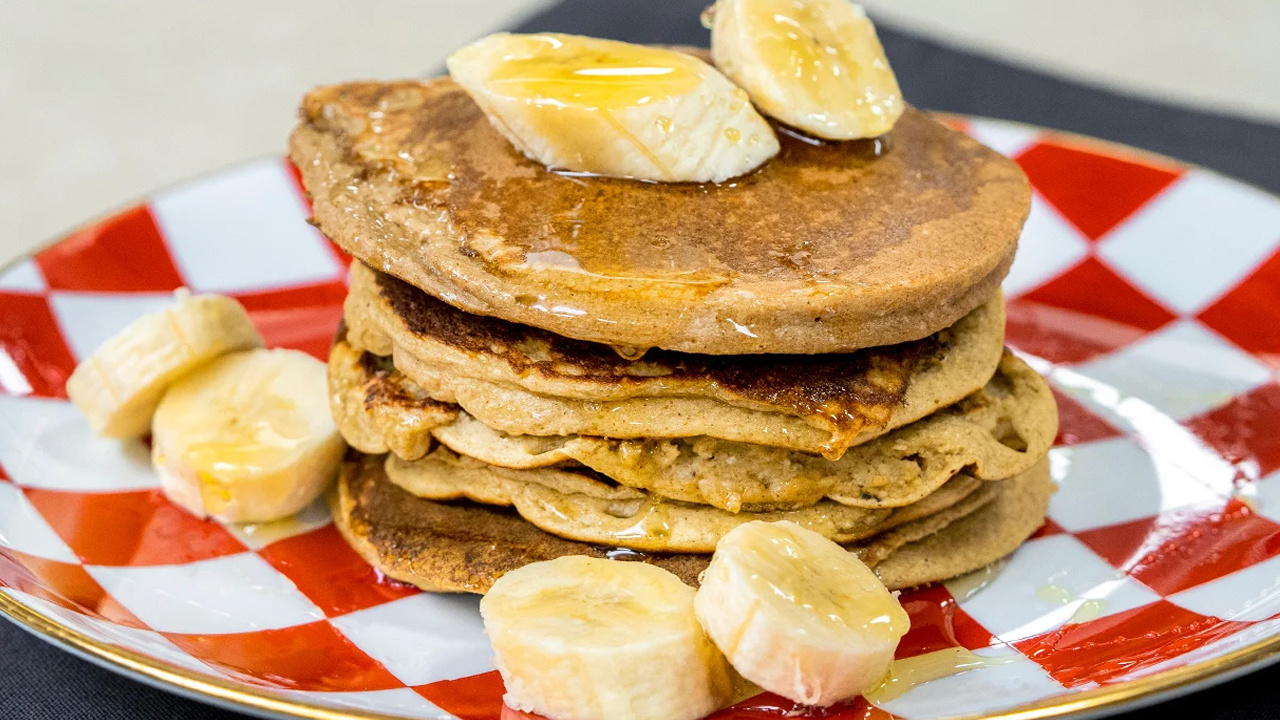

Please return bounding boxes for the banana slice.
[710,0,904,140]
[694,521,910,706]
[66,292,263,438]
[480,556,733,720]
[151,348,346,523]
[447,33,780,183]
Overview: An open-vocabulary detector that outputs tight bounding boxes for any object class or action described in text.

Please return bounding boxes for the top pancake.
[290,73,1030,355]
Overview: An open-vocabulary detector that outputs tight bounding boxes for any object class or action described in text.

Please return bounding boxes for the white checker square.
[950,534,1160,644]
[1248,470,1280,526]
[1098,170,1280,314]
[87,553,325,634]
[0,259,47,292]
[0,395,159,492]
[47,290,176,361]
[224,496,332,550]
[1044,364,1241,497]
[150,158,340,293]
[0,346,34,396]
[1047,438,1224,532]
[875,646,1067,720]
[285,688,452,718]
[1002,193,1090,297]
[0,481,78,562]
[1072,319,1273,421]
[966,118,1041,160]
[332,593,492,686]
[1168,553,1280,622]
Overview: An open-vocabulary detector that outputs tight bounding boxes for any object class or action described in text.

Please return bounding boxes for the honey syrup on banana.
[448,33,779,183]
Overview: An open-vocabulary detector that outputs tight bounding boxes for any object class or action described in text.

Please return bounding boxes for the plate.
[4,117,1280,720]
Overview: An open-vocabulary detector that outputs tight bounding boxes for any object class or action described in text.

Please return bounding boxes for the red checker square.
[1029,518,1068,541]
[1006,257,1177,364]
[36,205,185,293]
[0,547,145,628]
[1075,498,1280,596]
[1199,248,1280,368]
[895,584,994,659]
[257,524,419,617]
[416,670,507,720]
[1186,383,1280,480]
[708,694,893,720]
[1013,600,1246,687]
[284,159,354,270]
[164,620,402,692]
[0,292,78,399]
[232,281,347,361]
[1050,387,1122,447]
[1016,141,1182,241]
[23,488,245,566]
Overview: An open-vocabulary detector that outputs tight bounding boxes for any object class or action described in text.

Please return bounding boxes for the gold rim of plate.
[4,586,1280,720]
[4,122,1280,720]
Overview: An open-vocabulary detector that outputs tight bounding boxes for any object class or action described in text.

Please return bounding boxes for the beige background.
[3,0,1278,267]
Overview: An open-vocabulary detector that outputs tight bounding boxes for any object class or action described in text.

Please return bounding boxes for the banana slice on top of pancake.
[447,33,780,182]
[710,0,904,139]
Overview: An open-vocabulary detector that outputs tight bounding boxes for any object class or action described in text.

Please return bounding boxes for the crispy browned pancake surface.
[291,75,1029,354]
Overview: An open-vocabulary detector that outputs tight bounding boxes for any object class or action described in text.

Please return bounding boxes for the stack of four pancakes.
[290,74,1058,594]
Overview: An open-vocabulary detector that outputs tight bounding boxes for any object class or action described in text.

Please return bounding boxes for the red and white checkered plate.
[4,117,1280,720]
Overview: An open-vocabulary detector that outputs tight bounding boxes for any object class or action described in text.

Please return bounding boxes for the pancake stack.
[290,74,1058,593]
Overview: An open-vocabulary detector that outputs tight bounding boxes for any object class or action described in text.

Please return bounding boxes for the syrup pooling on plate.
[865,647,1017,704]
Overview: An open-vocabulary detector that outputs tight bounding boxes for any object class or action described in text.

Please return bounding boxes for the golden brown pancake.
[332,343,1057,512]
[342,261,1006,458]
[331,453,1052,593]
[291,75,1029,355]
[382,447,982,552]
[328,335,458,459]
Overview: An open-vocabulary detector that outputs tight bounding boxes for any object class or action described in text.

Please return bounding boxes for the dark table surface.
[6,1,1280,719]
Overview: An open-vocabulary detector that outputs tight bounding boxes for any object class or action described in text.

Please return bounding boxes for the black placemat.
[5,2,1280,719]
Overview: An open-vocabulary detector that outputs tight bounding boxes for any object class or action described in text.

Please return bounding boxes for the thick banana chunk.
[66,292,263,438]
[481,556,733,720]
[151,348,346,523]
[448,33,779,182]
[711,0,904,140]
[694,521,909,705]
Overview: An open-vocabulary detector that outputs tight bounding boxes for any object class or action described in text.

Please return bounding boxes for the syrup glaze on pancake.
[292,74,1029,354]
